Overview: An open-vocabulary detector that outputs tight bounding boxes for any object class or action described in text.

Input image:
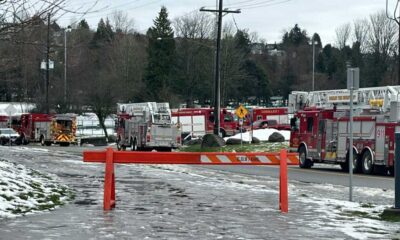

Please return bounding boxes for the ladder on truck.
[288,86,400,114]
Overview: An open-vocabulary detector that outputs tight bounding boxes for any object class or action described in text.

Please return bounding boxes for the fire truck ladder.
[289,86,400,113]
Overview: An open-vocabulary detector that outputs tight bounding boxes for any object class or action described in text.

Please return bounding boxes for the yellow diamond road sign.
[235,105,248,119]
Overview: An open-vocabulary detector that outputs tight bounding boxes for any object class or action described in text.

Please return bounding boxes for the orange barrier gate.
[83,148,299,213]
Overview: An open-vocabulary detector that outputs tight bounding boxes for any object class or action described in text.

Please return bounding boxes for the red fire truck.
[171,108,238,138]
[244,107,291,130]
[288,86,400,174]
[14,113,77,146]
[0,115,9,128]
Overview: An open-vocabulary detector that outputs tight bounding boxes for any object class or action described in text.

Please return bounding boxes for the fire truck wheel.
[219,129,226,138]
[130,138,138,151]
[361,150,374,174]
[116,136,122,151]
[21,135,28,145]
[341,149,360,173]
[388,167,395,176]
[299,146,312,168]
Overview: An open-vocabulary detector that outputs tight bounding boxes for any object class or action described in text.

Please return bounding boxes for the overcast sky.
[59,0,392,46]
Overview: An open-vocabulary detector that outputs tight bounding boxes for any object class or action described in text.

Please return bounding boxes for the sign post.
[347,67,359,202]
[235,105,248,148]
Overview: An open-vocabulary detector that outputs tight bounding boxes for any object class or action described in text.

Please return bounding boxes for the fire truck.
[243,107,291,130]
[171,108,238,139]
[288,86,400,174]
[116,102,181,151]
[15,113,77,146]
[0,115,9,128]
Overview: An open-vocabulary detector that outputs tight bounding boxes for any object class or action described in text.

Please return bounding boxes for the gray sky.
[59,0,392,46]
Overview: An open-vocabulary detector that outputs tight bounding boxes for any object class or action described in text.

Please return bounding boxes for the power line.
[240,0,292,10]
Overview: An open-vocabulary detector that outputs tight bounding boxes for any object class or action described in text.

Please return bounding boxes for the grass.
[380,210,400,222]
[179,142,288,153]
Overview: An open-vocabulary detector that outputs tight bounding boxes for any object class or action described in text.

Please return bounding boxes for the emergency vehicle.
[15,113,77,146]
[288,86,400,174]
[171,108,238,138]
[116,102,181,151]
[244,107,291,130]
[0,115,9,128]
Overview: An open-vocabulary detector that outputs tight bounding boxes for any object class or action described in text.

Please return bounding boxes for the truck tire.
[299,146,312,168]
[60,142,70,147]
[40,136,45,146]
[361,150,374,174]
[341,149,360,173]
[219,128,226,138]
[130,138,138,151]
[116,136,122,151]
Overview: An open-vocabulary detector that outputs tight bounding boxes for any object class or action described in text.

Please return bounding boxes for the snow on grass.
[0,158,74,218]
[224,128,290,142]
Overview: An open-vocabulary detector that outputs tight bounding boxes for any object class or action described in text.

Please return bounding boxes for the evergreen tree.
[91,18,114,47]
[282,24,309,47]
[78,19,89,29]
[144,6,176,102]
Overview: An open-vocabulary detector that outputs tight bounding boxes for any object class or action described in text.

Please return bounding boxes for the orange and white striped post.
[83,148,298,212]
[279,149,288,213]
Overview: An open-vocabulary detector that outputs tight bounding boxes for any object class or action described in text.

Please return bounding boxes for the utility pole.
[200,1,240,136]
[46,13,50,114]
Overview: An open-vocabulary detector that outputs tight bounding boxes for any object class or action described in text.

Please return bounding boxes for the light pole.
[64,26,71,104]
[312,38,318,91]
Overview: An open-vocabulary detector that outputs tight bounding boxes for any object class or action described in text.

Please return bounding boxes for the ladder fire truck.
[14,113,77,146]
[116,102,181,151]
[288,86,400,174]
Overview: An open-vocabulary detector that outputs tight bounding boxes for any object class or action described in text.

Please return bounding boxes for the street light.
[64,25,71,104]
[312,38,318,91]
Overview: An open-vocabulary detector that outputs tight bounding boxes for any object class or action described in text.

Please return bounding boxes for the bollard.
[103,148,115,210]
[279,149,288,213]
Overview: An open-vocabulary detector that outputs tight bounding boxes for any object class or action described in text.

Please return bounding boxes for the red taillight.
[176,136,181,143]
[146,134,151,142]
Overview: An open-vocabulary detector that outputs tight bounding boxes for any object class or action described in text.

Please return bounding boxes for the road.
[200,164,395,190]
[0,144,398,239]
[24,144,395,190]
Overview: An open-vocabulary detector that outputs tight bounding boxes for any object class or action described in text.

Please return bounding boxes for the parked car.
[0,128,20,145]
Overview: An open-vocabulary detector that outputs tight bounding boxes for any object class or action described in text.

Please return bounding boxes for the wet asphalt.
[0,145,398,240]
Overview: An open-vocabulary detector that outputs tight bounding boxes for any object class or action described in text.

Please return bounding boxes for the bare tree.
[173,12,215,106]
[367,10,397,58]
[174,12,214,39]
[0,0,63,35]
[335,23,351,49]
[111,10,135,34]
[353,18,370,52]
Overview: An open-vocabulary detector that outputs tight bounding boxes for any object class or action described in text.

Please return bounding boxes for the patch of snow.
[224,128,291,142]
[0,158,73,218]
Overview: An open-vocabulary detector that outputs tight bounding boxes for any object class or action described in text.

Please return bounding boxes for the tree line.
[0,6,398,115]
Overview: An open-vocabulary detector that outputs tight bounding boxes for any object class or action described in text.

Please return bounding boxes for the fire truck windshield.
[153,114,171,124]
[56,120,72,128]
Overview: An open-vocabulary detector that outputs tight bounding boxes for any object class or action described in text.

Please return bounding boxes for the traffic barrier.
[83,148,299,213]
